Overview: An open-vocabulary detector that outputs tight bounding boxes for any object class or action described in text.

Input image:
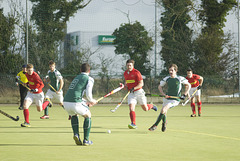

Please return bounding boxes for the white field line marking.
[169,129,240,141]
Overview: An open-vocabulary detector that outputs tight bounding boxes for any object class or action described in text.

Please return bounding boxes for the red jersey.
[25,71,44,93]
[124,68,143,91]
[186,74,200,88]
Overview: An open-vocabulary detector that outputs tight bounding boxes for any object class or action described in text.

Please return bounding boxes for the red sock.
[23,109,29,123]
[191,103,196,114]
[197,102,202,113]
[42,101,49,110]
[147,104,153,110]
[130,111,136,125]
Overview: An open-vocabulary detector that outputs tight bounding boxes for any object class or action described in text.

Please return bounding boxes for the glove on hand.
[31,88,38,93]
[197,85,202,90]
[180,94,186,100]
[130,88,135,93]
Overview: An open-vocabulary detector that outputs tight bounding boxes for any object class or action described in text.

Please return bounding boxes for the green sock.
[44,106,49,115]
[71,115,79,135]
[163,114,167,124]
[154,113,164,126]
[83,117,91,141]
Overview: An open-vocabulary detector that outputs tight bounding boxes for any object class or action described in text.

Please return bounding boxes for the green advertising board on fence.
[98,35,116,44]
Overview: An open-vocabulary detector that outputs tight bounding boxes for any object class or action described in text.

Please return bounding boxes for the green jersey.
[46,69,63,91]
[160,75,189,101]
[64,73,95,103]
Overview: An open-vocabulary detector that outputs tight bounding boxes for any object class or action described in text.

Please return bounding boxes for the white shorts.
[25,91,44,106]
[128,88,147,105]
[45,89,63,103]
[63,101,90,116]
[189,87,201,96]
[163,98,180,109]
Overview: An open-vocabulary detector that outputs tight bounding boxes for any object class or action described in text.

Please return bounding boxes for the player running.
[149,64,191,132]
[63,63,97,146]
[21,64,45,127]
[40,60,64,119]
[186,68,204,117]
[124,59,158,129]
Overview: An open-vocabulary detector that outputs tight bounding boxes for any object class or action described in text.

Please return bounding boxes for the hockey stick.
[110,91,130,113]
[16,77,31,90]
[182,88,198,106]
[0,109,19,121]
[47,83,57,92]
[145,93,180,99]
[97,83,124,102]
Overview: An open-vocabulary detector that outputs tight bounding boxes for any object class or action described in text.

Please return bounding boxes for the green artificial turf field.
[0,104,240,161]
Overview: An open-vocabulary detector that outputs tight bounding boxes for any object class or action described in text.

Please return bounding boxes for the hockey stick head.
[110,109,116,113]
[14,116,20,121]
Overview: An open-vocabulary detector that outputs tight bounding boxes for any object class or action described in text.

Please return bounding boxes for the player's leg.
[127,92,137,129]
[128,103,137,129]
[76,102,93,146]
[137,89,158,111]
[149,99,179,132]
[36,92,44,112]
[189,87,196,117]
[41,90,54,119]
[190,97,196,117]
[19,84,25,110]
[83,113,92,146]
[21,92,32,127]
[63,102,82,145]
[196,90,202,116]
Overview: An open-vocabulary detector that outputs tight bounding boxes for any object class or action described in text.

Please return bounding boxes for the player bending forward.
[21,64,45,127]
[41,60,64,119]
[149,64,190,132]
[63,63,97,146]
[124,59,158,129]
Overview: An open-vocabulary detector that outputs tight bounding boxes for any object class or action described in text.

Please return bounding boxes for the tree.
[0,8,24,74]
[29,0,91,73]
[112,21,154,75]
[193,0,237,76]
[159,0,193,75]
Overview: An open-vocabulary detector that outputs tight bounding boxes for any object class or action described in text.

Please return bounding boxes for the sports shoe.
[128,123,137,129]
[18,106,23,110]
[198,111,201,117]
[161,121,167,132]
[148,125,157,131]
[21,122,31,127]
[40,115,49,119]
[190,114,196,117]
[83,140,93,146]
[46,98,52,107]
[73,134,82,145]
[152,104,158,111]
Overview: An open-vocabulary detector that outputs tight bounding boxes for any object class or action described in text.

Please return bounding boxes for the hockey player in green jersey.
[41,60,64,119]
[63,63,97,146]
[149,64,191,132]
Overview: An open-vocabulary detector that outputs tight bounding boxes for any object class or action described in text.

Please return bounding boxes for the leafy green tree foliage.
[159,0,193,75]
[112,21,154,75]
[29,0,91,73]
[0,8,24,74]
[193,0,237,76]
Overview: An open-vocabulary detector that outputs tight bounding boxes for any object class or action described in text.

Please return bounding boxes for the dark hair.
[81,63,90,72]
[126,59,135,65]
[169,64,178,72]
[49,60,55,66]
[187,67,192,72]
